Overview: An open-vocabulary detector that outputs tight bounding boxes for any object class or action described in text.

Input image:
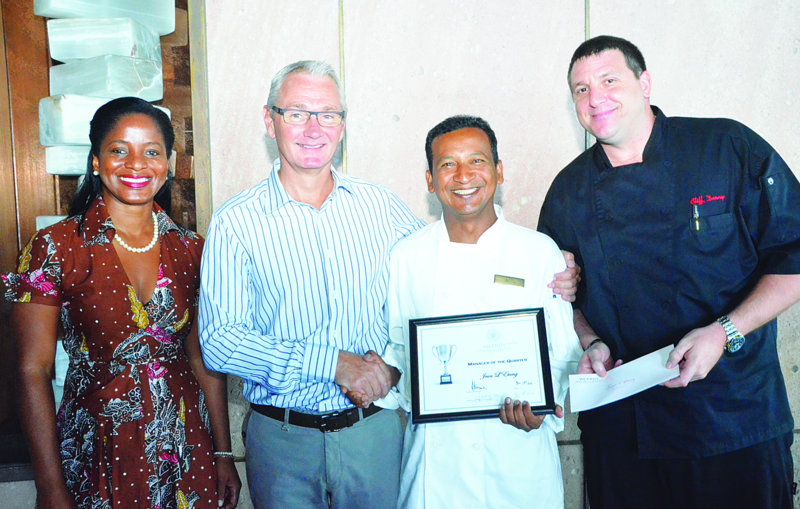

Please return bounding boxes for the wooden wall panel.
[0,5,17,274]
[3,0,54,249]
[0,0,17,438]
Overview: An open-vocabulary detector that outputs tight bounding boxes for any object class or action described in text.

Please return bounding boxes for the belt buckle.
[319,411,343,433]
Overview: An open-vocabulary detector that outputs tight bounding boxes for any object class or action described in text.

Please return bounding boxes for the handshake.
[335,350,400,409]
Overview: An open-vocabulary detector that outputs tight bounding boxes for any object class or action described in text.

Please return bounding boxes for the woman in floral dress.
[4,97,240,508]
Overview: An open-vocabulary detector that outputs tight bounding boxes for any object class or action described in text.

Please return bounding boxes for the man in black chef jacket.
[538,34,800,509]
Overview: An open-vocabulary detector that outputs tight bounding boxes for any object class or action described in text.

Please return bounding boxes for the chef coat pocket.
[683,209,757,285]
[688,212,736,254]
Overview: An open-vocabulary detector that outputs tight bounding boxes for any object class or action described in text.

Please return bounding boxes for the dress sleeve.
[2,231,63,306]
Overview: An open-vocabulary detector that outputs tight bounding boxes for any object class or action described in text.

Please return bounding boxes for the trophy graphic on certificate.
[432,344,457,384]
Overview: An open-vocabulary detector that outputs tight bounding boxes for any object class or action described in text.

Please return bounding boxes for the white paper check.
[569,345,680,413]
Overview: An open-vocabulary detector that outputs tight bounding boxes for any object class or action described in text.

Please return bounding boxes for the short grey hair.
[266,60,346,111]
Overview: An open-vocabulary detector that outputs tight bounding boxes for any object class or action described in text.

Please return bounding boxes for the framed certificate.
[409,308,554,424]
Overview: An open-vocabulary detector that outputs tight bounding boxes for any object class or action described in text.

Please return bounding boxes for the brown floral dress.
[3,198,219,509]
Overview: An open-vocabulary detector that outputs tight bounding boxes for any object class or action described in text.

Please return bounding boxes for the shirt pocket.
[684,211,757,283]
[689,212,736,253]
[692,212,736,235]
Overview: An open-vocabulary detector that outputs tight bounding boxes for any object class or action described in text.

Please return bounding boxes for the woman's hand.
[215,457,242,508]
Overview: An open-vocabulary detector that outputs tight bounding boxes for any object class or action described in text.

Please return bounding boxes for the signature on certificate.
[480,370,519,380]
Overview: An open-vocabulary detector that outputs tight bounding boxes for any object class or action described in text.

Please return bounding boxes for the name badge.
[494,274,525,288]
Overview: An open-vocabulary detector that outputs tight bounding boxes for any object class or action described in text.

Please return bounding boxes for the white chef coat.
[377,211,582,509]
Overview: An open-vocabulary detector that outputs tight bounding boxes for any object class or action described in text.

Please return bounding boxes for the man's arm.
[664,273,800,387]
[573,309,620,377]
[200,214,396,401]
[199,216,340,392]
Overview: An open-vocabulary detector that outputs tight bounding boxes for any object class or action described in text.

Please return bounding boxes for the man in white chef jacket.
[375,115,583,509]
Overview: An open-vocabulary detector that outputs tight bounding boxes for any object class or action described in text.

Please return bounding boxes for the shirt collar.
[640,106,665,161]
[437,204,506,245]
[592,105,666,170]
[267,158,354,212]
[476,205,506,245]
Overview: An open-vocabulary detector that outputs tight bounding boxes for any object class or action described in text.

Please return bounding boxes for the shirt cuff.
[301,341,339,384]
[374,388,402,411]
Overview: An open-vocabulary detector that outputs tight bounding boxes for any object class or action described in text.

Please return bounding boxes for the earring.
[93,170,99,176]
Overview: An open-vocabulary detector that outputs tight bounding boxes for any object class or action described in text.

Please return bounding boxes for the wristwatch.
[716,315,745,353]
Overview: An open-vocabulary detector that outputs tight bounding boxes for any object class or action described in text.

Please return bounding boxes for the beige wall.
[195,1,800,508]
[201,0,800,223]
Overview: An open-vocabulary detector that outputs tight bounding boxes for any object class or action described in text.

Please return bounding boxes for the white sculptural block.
[47,17,161,63]
[46,145,91,175]
[39,94,171,146]
[34,0,175,36]
[50,55,163,101]
[39,95,109,145]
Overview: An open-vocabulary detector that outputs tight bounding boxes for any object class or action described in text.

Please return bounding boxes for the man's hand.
[549,250,581,303]
[577,340,620,377]
[499,398,563,432]
[336,350,399,408]
[663,322,726,388]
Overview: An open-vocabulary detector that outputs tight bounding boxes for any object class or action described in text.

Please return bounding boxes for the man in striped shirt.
[199,60,579,509]
[199,60,421,509]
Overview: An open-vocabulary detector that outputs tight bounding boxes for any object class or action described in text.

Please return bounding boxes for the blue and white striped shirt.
[199,160,424,412]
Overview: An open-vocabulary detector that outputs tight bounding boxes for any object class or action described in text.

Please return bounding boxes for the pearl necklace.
[115,212,159,253]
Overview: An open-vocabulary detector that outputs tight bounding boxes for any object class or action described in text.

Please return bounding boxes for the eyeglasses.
[271,106,345,127]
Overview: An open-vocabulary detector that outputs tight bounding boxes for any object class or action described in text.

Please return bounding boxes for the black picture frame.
[409,308,555,424]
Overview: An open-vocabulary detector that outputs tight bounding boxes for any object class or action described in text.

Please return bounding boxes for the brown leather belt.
[251,403,382,433]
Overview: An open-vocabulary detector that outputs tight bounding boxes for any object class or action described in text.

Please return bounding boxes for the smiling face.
[427,127,503,239]
[264,72,345,175]
[92,113,169,211]
[569,49,652,148]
